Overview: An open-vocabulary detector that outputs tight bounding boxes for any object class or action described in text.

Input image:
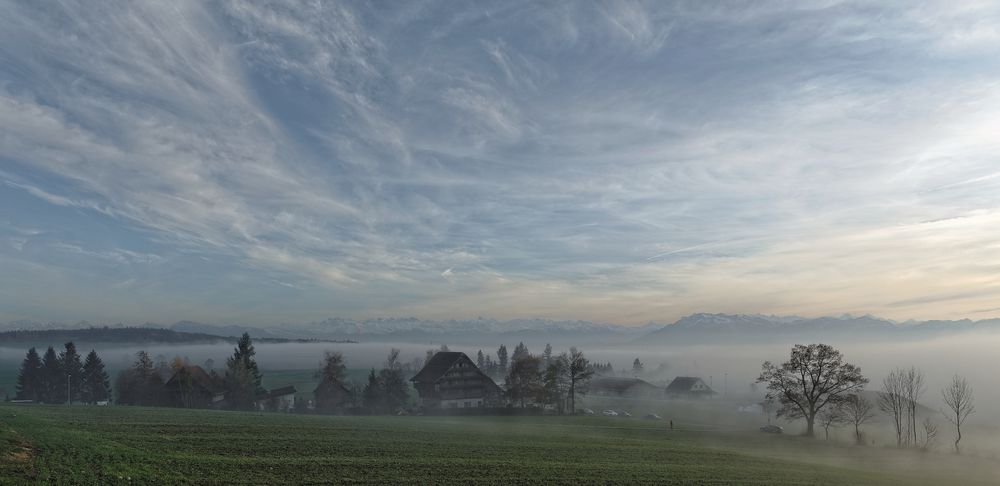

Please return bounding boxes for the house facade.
[665,376,715,399]
[259,385,297,412]
[411,352,503,409]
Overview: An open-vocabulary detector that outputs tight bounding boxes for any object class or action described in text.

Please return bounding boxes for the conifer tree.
[225,333,264,410]
[60,342,84,404]
[15,347,42,401]
[81,349,111,404]
[497,345,509,379]
[40,346,64,404]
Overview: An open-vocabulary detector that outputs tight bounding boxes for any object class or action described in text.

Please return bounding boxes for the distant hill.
[0,327,354,346]
[3,313,999,346]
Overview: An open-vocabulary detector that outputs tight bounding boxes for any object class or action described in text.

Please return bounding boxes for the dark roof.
[665,376,711,393]
[589,376,660,393]
[313,380,351,395]
[410,352,467,383]
[164,365,222,393]
[267,385,297,398]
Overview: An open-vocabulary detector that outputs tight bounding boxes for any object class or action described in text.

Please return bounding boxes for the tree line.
[758,343,975,453]
[15,342,111,404]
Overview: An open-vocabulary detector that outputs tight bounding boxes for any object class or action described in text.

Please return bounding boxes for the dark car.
[759,424,784,434]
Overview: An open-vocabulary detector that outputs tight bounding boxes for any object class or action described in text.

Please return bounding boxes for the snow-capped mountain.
[3,313,999,345]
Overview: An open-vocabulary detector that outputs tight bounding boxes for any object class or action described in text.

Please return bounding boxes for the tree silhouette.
[757,344,867,437]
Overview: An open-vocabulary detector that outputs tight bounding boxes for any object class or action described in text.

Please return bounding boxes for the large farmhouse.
[664,376,715,399]
[411,352,503,409]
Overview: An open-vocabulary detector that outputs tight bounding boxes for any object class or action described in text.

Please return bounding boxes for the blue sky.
[2,1,1000,325]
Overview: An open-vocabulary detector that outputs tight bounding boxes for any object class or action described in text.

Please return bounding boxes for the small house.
[411,352,503,409]
[313,380,353,413]
[163,365,225,408]
[588,376,663,398]
[664,376,715,399]
[259,385,297,412]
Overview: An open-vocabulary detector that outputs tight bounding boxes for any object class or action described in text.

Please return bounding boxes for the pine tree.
[15,347,42,401]
[632,358,644,376]
[314,351,349,413]
[497,345,509,379]
[512,342,529,362]
[568,347,594,414]
[225,333,264,410]
[476,350,485,370]
[378,349,408,413]
[60,342,84,404]
[80,350,111,404]
[117,350,164,406]
[542,343,553,367]
[362,368,382,410]
[40,346,65,404]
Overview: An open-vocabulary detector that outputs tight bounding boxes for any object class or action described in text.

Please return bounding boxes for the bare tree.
[844,394,876,445]
[903,367,925,446]
[941,374,975,454]
[818,403,846,440]
[879,367,923,447]
[879,370,907,447]
[757,344,867,437]
[919,417,938,451]
[761,396,777,425]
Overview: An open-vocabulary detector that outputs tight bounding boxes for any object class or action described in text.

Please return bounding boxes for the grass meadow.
[3,403,999,484]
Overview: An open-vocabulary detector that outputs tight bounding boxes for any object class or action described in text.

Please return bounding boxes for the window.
[464,401,471,408]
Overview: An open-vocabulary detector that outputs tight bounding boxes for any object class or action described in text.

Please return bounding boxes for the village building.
[587,376,663,398]
[259,385,298,412]
[664,376,715,399]
[411,351,503,409]
[313,380,353,413]
[163,365,225,408]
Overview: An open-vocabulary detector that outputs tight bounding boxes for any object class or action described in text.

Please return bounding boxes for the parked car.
[643,413,662,420]
[617,410,631,417]
[602,409,618,417]
[582,408,595,416]
[759,424,784,434]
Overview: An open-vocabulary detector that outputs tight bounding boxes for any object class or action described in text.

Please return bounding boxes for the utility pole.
[724,373,728,399]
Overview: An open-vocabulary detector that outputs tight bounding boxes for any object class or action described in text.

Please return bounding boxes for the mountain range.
[3,313,1000,345]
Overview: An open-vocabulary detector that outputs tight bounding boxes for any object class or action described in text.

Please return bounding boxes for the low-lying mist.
[3,332,997,450]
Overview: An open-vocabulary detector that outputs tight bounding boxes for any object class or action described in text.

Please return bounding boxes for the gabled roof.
[665,376,711,393]
[313,379,351,395]
[410,352,466,383]
[267,385,297,398]
[165,365,222,393]
[589,376,660,393]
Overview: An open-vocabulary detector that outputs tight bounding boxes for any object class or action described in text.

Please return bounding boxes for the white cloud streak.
[1,0,999,324]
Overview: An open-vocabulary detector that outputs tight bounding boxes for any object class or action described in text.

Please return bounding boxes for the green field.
[2,404,998,484]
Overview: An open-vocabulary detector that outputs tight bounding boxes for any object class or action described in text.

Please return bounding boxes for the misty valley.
[4,0,1000,483]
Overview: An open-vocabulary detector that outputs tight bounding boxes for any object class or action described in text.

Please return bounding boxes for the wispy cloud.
[1,0,999,324]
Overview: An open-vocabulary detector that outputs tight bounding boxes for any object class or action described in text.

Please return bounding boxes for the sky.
[2,1,1000,326]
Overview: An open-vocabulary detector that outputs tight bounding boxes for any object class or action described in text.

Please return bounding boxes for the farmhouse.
[664,376,715,399]
[259,385,298,412]
[163,365,225,408]
[588,376,663,398]
[411,351,503,409]
[313,379,353,413]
